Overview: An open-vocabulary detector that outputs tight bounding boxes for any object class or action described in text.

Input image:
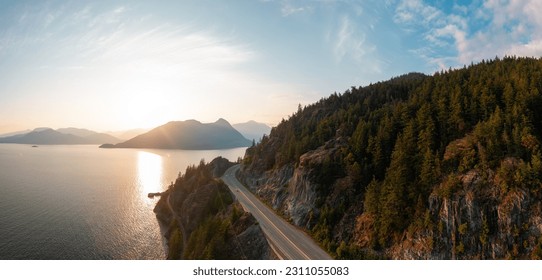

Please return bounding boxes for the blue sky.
[1,0,541,133]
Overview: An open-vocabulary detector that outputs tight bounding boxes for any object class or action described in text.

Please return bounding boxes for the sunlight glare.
[112,76,178,129]
[137,151,163,199]
[121,92,164,129]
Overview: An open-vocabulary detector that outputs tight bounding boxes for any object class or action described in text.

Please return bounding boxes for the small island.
[147,192,162,198]
[99,143,115,148]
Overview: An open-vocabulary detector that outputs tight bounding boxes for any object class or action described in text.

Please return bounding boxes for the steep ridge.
[239,57,542,259]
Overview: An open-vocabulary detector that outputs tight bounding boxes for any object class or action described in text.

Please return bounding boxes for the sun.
[111,75,190,130]
[115,89,169,129]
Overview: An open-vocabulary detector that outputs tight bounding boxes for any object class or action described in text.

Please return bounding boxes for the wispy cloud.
[331,15,380,73]
[280,0,313,17]
[394,0,542,69]
[394,0,441,26]
[281,4,307,16]
[393,0,459,69]
[2,3,255,75]
[477,0,542,58]
[334,16,367,62]
[0,2,310,129]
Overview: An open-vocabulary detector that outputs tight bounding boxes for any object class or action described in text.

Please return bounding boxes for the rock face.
[153,158,274,260]
[237,58,542,259]
[208,157,236,178]
[382,166,542,260]
[241,135,542,259]
[240,137,349,229]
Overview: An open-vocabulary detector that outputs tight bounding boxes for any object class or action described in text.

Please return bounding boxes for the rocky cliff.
[153,157,275,260]
[240,137,350,229]
[240,136,368,258]
[376,159,542,260]
[238,58,542,259]
[242,136,542,260]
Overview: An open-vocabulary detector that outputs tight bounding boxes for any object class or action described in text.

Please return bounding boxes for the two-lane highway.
[221,165,332,260]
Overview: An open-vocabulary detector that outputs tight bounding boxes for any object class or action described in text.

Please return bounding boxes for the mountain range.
[0,128,121,145]
[232,121,271,143]
[0,129,32,138]
[0,119,269,149]
[106,128,149,141]
[102,118,252,150]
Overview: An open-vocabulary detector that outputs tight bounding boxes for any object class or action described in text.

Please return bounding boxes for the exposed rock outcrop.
[153,158,275,260]
[240,137,352,229]
[381,164,542,260]
[237,58,542,259]
[242,136,542,259]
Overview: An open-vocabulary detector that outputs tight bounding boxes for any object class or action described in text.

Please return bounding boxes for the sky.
[1,0,542,134]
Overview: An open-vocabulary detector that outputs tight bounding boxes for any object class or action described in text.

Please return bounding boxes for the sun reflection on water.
[137,151,163,199]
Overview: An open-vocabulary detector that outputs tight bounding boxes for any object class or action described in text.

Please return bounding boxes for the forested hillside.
[241,57,542,259]
[154,157,274,259]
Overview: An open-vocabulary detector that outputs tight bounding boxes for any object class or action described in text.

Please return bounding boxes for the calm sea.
[0,144,246,259]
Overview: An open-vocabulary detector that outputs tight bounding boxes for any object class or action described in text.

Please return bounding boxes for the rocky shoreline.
[152,157,275,259]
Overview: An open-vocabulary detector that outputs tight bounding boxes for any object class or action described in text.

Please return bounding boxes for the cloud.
[394,0,442,26]
[449,0,542,63]
[478,0,542,57]
[433,24,467,57]
[0,2,312,128]
[81,24,254,72]
[281,4,307,16]
[393,0,460,71]
[395,0,542,70]
[333,15,375,65]
[1,3,255,74]
[280,0,313,17]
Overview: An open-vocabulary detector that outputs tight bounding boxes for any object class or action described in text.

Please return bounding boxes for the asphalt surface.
[221,164,332,260]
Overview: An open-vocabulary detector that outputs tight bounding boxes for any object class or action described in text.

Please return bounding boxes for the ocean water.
[0,144,246,259]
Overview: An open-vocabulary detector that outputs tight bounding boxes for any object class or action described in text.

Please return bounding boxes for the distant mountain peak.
[32,127,53,132]
[57,127,97,138]
[182,119,202,125]
[0,127,120,145]
[103,119,251,150]
[232,121,271,143]
[214,118,232,127]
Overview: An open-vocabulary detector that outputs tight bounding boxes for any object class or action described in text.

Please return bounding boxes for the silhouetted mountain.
[0,129,31,138]
[57,127,97,137]
[0,128,121,145]
[233,121,271,143]
[104,119,252,150]
[214,118,232,127]
[33,127,53,132]
[83,133,122,144]
[107,128,149,141]
[0,128,81,144]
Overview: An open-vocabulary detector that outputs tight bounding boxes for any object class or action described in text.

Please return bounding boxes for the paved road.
[221,165,332,260]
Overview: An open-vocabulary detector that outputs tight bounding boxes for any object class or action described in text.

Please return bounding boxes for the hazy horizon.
[0,118,270,136]
[2,0,542,134]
